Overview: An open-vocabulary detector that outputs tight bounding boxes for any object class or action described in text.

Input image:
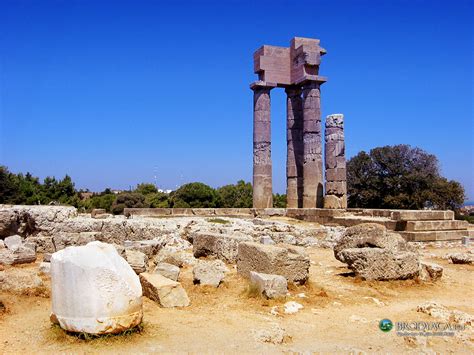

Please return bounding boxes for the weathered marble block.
[50,241,143,334]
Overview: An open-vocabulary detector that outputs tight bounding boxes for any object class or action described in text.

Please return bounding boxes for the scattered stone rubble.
[417,302,474,326]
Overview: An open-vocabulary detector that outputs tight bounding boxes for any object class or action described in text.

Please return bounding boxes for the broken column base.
[323,195,347,209]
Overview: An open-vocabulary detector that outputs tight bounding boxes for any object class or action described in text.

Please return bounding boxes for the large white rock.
[50,241,143,334]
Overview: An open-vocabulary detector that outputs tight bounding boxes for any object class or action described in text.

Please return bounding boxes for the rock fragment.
[153,262,180,281]
[139,272,190,307]
[237,242,310,284]
[249,271,287,299]
[193,259,229,287]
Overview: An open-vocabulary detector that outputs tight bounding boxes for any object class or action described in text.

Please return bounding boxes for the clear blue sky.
[1,0,473,199]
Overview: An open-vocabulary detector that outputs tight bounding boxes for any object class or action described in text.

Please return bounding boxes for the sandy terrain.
[1,246,473,353]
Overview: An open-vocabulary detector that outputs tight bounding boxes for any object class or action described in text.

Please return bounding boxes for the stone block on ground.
[333,223,420,280]
[153,262,180,281]
[154,249,197,268]
[193,259,229,287]
[39,262,51,275]
[237,242,310,284]
[448,253,474,265]
[4,235,22,250]
[0,245,36,265]
[193,232,252,263]
[249,271,287,299]
[139,272,190,308]
[260,236,275,245]
[125,249,148,274]
[50,241,143,334]
[124,239,163,258]
[52,232,101,251]
[419,262,443,282]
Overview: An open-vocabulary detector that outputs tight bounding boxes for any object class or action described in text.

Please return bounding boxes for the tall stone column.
[302,81,324,208]
[252,84,273,208]
[285,87,304,208]
[324,114,347,209]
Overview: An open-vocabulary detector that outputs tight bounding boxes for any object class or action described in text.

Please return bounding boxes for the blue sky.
[1,0,473,199]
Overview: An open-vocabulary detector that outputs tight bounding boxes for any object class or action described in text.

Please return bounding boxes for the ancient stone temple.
[324,114,347,209]
[251,37,328,208]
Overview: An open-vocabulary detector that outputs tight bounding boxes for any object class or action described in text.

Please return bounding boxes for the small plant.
[49,322,145,343]
[207,218,230,225]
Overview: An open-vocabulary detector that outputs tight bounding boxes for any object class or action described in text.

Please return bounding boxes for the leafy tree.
[146,191,170,208]
[111,192,146,214]
[135,183,158,195]
[0,166,19,203]
[217,180,252,208]
[171,182,219,208]
[347,144,465,210]
[273,193,287,208]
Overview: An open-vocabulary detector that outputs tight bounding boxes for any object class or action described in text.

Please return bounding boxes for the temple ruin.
[251,37,347,209]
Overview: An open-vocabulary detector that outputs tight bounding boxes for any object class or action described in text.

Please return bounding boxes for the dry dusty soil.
[0,247,473,353]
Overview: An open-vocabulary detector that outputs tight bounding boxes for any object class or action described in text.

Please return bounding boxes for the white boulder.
[50,241,143,334]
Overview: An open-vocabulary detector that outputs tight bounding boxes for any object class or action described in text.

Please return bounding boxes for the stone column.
[302,81,324,208]
[285,87,304,208]
[324,114,347,209]
[252,84,273,208]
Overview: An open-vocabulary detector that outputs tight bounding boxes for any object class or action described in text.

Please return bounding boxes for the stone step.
[331,216,397,230]
[391,210,454,221]
[404,220,469,232]
[400,230,468,242]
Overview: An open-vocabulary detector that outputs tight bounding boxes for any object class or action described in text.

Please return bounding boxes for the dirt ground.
[1,246,473,353]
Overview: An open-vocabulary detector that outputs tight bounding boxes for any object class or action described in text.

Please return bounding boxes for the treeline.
[0,166,286,213]
[0,144,467,214]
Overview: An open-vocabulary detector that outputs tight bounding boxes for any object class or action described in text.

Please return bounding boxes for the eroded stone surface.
[334,223,420,280]
[193,232,252,263]
[139,272,189,308]
[237,242,310,284]
[50,241,143,334]
[153,262,180,281]
[193,259,229,287]
[249,271,288,299]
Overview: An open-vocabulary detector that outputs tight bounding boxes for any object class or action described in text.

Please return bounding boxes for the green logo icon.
[379,319,393,332]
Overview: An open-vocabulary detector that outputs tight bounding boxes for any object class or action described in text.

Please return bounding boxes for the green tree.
[135,183,158,195]
[171,182,219,208]
[0,166,19,203]
[273,193,287,208]
[111,192,147,215]
[146,191,170,208]
[217,180,253,208]
[347,144,465,210]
